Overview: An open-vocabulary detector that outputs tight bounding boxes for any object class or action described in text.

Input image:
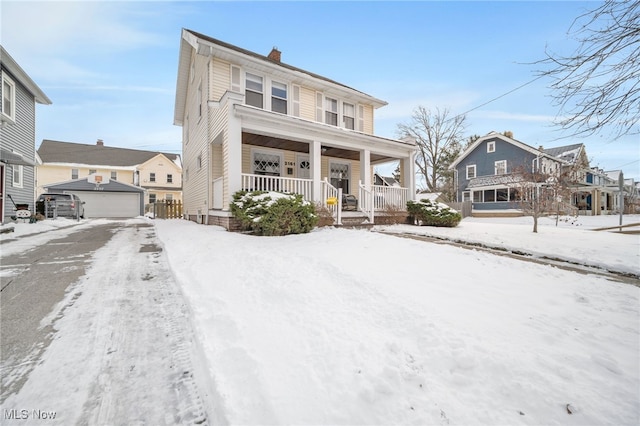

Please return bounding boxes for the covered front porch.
[208,102,416,225]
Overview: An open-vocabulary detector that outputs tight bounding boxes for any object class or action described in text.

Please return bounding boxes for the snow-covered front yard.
[154,215,640,425]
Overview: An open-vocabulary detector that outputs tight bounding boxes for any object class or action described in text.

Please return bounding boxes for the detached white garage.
[44,177,145,218]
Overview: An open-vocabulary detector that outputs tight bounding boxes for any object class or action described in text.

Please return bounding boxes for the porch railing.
[241,173,313,201]
[358,181,375,223]
[372,185,409,211]
[322,178,342,225]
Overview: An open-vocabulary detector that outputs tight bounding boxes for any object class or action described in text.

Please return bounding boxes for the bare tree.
[511,165,576,233]
[397,107,467,193]
[537,0,640,140]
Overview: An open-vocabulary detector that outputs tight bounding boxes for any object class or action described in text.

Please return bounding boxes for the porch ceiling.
[242,132,395,163]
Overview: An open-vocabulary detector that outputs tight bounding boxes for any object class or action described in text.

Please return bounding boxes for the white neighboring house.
[173,29,416,229]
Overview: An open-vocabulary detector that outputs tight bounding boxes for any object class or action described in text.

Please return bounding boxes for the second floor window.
[2,74,16,122]
[246,73,263,108]
[111,171,117,180]
[466,164,476,180]
[343,103,355,130]
[325,97,338,126]
[495,160,507,175]
[89,169,96,175]
[271,81,287,114]
[72,169,78,179]
[150,173,156,182]
[167,174,173,183]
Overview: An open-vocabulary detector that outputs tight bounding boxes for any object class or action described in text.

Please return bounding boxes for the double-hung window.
[111,171,117,181]
[167,174,173,183]
[466,164,476,180]
[72,169,79,180]
[2,73,16,122]
[271,81,287,114]
[246,73,264,108]
[495,160,507,175]
[487,141,495,153]
[150,172,156,182]
[343,103,355,129]
[12,165,23,188]
[325,97,338,126]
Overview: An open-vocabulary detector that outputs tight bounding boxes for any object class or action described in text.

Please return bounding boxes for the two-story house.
[450,132,565,217]
[173,29,416,228]
[1,46,51,224]
[450,131,618,216]
[37,139,183,212]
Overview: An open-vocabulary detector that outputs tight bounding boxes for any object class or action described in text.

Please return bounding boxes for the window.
[253,151,281,176]
[12,165,22,188]
[2,73,16,122]
[89,169,96,175]
[484,189,495,202]
[166,194,173,201]
[496,188,509,201]
[150,172,156,182]
[330,162,350,194]
[111,171,117,180]
[167,174,173,183]
[462,192,471,202]
[246,73,263,108]
[487,141,495,153]
[343,103,355,130]
[495,160,507,175]
[325,97,338,126]
[197,154,202,170]
[473,191,482,203]
[466,164,476,180]
[271,81,287,114]
[72,169,79,180]
[149,193,157,204]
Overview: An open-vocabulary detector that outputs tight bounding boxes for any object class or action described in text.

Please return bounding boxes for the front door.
[297,154,310,179]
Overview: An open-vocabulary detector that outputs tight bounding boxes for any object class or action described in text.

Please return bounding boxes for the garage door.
[74,192,140,218]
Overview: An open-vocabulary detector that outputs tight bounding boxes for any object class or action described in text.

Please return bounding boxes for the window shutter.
[357,104,365,132]
[316,92,323,122]
[292,85,300,117]
[231,65,241,93]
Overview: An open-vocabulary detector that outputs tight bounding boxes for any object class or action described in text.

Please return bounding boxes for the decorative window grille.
[253,152,281,176]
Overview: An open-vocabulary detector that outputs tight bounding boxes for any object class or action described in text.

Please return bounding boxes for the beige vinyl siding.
[299,86,316,121]
[362,104,374,135]
[211,58,230,101]
[212,144,223,180]
[37,166,135,196]
[183,49,210,215]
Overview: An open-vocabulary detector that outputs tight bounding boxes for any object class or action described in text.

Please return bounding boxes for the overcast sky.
[2,0,638,179]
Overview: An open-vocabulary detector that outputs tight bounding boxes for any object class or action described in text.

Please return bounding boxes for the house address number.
[284,161,295,166]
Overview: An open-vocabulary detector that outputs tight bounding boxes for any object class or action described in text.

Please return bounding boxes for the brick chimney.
[268,47,281,62]
[97,139,104,146]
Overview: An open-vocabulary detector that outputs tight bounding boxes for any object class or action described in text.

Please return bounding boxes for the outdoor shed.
[44,177,145,218]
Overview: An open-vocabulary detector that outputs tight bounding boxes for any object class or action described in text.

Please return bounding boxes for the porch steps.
[336,215,374,229]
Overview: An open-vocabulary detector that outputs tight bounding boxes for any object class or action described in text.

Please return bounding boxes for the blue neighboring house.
[449,131,619,216]
[1,46,51,223]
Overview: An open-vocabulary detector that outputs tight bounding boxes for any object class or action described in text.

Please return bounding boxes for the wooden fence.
[150,200,183,219]
[446,201,472,218]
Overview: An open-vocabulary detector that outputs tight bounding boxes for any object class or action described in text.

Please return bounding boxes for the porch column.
[226,98,243,209]
[310,140,322,202]
[359,149,371,188]
[402,152,416,200]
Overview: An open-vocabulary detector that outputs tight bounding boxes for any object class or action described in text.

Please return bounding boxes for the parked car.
[36,193,85,219]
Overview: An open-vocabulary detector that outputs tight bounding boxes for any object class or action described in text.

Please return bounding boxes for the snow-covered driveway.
[1,219,206,425]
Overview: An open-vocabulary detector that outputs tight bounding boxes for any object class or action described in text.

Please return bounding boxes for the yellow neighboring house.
[36,139,182,208]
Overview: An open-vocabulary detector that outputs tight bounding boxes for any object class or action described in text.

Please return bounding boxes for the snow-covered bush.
[231,190,318,236]
[406,199,461,227]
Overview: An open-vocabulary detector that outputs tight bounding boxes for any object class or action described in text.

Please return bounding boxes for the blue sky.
[2,0,638,180]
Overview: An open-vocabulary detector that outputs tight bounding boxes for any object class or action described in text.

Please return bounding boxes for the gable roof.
[449,131,562,170]
[542,143,584,165]
[174,28,387,125]
[45,176,145,193]
[0,46,51,105]
[38,140,181,168]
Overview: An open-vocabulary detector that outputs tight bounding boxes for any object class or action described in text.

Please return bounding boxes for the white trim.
[1,72,16,123]
[251,147,284,176]
[12,164,23,188]
[466,164,476,180]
